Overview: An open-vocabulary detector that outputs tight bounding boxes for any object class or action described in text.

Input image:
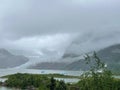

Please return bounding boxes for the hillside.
[0,48,29,68]
[64,44,120,71]
[30,44,120,72]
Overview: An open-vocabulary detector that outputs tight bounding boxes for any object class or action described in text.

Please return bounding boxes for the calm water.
[0,68,82,90]
[0,69,119,90]
[0,86,20,90]
[0,68,83,77]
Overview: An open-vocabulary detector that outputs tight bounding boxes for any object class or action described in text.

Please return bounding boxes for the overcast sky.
[0,0,120,61]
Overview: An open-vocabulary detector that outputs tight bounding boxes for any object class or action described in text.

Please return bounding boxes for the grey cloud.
[1,0,120,39]
[0,0,120,61]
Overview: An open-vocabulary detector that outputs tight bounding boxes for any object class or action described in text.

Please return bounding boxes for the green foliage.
[5,74,68,90]
[5,73,50,89]
[49,77,56,90]
[56,80,67,90]
[77,52,120,90]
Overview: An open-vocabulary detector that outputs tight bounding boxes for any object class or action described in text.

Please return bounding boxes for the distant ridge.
[30,44,120,72]
[0,48,29,68]
[63,44,120,72]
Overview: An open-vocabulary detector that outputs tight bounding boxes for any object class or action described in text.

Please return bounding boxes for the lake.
[0,68,82,83]
[0,68,82,90]
[0,68,83,77]
[0,68,119,90]
[0,86,20,90]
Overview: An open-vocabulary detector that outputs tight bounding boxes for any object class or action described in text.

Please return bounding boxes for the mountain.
[0,48,29,68]
[30,44,120,72]
[63,44,120,72]
[97,44,120,63]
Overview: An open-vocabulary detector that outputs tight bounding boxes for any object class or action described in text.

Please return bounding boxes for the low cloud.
[0,0,120,63]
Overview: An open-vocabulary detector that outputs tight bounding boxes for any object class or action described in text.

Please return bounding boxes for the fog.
[0,0,120,64]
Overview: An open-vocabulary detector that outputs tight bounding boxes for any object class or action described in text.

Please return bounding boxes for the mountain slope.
[30,44,120,72]
[0,48,29,68]
[64,44,120,71]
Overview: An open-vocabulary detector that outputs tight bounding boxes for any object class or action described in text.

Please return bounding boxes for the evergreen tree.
[77,52,120,90]
[49,77,56,90]
[56,80,67,90]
